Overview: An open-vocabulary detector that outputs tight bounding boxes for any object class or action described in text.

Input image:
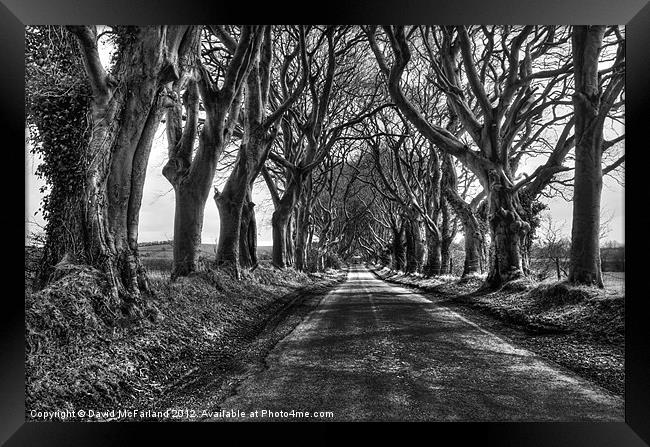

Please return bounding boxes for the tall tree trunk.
[316,227,329,272]
[271,206,292,268]
[520,233,532,276]
[28,39,91,287]
[269,174,301,268]
[239,188,258,270]
[213,26,286,275]
[425,229,442,276]
[286,212,295,266]
[441,243,451,275]
[440,197,453,274]
[569,26,608,287]
[444,184,485,277]
[391,225,406,271]
[214,193,244,278]
[294,202,311,271]
[214,156,250,278]
[458,204,487,277]
[165,90,224,279]
[404,216,425,273]
[405,224,416,273]
[163,26,263,279]
[462,223,484,277]
[215,133,275,275]
[171,187,205,278]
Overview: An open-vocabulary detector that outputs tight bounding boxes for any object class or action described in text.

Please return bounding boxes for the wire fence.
[601,271,625,293]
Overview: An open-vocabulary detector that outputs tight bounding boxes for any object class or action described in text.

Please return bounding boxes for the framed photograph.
[7,0,650,444]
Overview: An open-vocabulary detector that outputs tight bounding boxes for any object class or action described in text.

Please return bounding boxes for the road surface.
[214,265,624,421]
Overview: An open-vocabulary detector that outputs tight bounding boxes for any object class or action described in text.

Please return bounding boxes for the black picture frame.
[6,0,650,445]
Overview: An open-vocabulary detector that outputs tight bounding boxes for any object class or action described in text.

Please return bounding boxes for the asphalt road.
[214,265,624,422]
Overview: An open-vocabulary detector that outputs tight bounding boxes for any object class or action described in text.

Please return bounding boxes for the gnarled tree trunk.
[484,171,530,288]
[67,25,197,309]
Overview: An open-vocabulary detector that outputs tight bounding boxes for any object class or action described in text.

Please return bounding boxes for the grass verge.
[25,256,346,421]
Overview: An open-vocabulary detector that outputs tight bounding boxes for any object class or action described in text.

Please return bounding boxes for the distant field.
[139,243,273,277]
[139,243,214,259]
[139,243,273,258]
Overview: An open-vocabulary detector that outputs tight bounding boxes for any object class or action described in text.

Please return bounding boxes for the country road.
[214,265,624,422]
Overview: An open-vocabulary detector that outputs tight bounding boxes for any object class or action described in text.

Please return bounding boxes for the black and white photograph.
[22,22,632,426]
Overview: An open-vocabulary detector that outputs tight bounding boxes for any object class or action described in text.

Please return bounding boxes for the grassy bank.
[372,266,624,396]
[25,249,345,421]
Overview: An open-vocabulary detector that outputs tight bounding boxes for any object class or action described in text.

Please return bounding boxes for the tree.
[568,25,625,287]
[26,26,92,287]
[163,26,264,279]
[264,26,385,269]
[363,115,435,274]
[213,26,306,278]
[367,25,586,288]
[311,148,374,270]
[535,213,570,280]
[41,25,199,310]
[442,156,487,276]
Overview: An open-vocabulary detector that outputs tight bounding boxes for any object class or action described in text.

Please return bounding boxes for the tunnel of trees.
[26,25,625,314]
